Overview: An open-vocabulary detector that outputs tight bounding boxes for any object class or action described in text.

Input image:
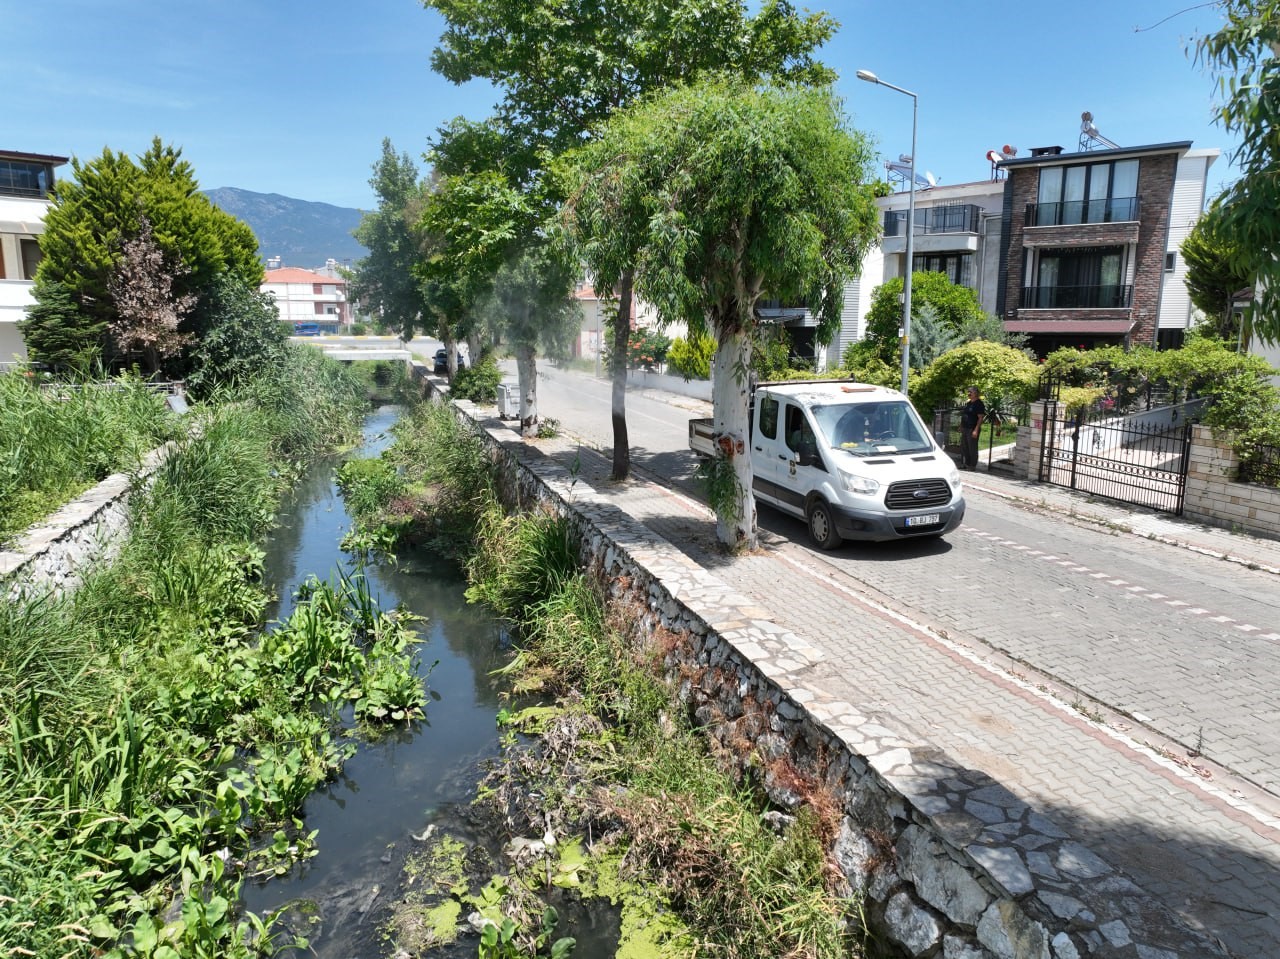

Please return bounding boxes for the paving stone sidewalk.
[514,409,1280,958]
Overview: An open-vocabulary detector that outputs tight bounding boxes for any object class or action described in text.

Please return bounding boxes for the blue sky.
[5,0,1238,212]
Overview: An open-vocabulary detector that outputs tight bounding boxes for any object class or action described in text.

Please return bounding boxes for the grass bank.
[0,351,429,958]
[340,400,869,958]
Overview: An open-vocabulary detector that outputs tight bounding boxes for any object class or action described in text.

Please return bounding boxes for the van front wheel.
[806,499,843,551]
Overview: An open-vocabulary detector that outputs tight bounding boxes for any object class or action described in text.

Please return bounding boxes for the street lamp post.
[857,69,916,396]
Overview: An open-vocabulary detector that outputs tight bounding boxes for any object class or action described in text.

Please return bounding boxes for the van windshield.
[811,400,933,456]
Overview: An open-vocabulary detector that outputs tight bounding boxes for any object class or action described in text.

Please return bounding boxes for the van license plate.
[906,514,940,527]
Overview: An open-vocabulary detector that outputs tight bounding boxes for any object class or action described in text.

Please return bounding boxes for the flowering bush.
[625,328,671,370]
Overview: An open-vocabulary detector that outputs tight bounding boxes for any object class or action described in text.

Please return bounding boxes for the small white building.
[261,266,348,332]
[0,150,67,364]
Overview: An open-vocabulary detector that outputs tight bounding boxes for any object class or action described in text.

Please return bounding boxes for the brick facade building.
[996,142,1213,355]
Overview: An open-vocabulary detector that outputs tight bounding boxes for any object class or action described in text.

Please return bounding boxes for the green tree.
[911,340,1041,421]
[862,272,988,366]
[475,245,579,435]
[17,280,103,375]
[429,0,838,481]
[908,303,963,370]
[184,275,291,399]
[558,77,880,550]
[31,138,261,372]
[415,166,536,376]
[348,140,431,341]
[1195,0,1280,342]
[667,330,716,380]
[1182,202,1253,339]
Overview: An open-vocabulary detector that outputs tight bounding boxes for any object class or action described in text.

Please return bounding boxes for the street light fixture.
[857,69,917,396]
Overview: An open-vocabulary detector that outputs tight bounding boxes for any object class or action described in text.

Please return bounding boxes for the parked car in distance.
[433,348,466,374]
[294,322,321,336]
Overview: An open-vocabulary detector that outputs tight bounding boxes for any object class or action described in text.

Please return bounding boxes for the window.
[1034,158,1139,225]
[1165,252,1177,273]
[913,252,974,288]
[20,239,42,279]
[1026,246,1130,308]
[784,404,818,458]
[0,159,53,198]
[757,395,779,441]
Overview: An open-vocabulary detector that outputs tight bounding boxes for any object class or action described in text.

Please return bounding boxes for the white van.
[691,380,964,548]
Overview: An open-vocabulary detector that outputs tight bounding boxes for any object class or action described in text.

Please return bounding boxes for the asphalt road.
[520,361,1280,800]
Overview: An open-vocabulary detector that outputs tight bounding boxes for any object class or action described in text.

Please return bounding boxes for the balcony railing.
[1024,196,1140,227]
[883,203,981,237]
[1020,284,1133,309]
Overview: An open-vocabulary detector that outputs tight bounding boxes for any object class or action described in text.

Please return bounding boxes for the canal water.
[238,405,519,956]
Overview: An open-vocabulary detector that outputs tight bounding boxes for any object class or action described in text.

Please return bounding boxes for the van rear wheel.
[806,499,843,551]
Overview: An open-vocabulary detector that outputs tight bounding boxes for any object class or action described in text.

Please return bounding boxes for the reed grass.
[0,371,179,544]
[0,351,392,958]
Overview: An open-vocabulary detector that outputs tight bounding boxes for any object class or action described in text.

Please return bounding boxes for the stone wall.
[414,365,1225,958]
[0,442,175,600]
[1185,424,1280,537]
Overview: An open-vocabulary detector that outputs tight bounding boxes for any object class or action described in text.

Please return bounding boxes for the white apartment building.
[261,267,348,332]
[826,176,1007,367]
[0,150,67,364]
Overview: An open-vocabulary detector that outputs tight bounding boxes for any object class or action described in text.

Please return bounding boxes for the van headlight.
[839,470,880,495]
[947,466,962,489]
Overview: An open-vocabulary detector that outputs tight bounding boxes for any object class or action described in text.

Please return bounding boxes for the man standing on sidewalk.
[960,386,985,470]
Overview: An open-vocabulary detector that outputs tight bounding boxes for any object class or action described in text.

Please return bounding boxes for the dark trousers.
[960,428,978,469]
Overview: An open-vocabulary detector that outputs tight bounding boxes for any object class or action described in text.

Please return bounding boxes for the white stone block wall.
[1184,425,1280,537]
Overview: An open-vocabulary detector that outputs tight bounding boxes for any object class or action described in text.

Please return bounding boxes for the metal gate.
[1038,401,1193,514]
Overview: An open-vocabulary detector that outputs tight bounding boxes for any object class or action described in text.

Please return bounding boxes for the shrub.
[911,340,1040,416]
[666,331,715,380]
[625,328,670,370]
[451,357,503,404]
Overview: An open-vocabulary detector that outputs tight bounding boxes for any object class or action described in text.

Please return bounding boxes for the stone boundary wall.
[625,367,713,402]
[411,363,1223,958]
[0,442,176,601]
[1185,424,1280,536]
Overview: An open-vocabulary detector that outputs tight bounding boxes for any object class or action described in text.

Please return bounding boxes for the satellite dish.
[924,171,937,187]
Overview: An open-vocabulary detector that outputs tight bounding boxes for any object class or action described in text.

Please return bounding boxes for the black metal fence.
[933,404,1024,469]
[1039,402,1193,514]
[1239,442,1280,489]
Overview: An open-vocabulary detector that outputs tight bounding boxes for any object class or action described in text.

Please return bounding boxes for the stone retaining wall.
[1185,424,1280,536]
[413,364,1224,958]
[0,442,174,600]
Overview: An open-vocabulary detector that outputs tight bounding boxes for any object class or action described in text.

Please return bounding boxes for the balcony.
[883,203,981,237]
[1020,284,1132,309]
[1024,196,1140,227]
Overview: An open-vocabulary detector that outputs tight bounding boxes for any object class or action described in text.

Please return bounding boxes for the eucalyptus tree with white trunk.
[557,76,880,550]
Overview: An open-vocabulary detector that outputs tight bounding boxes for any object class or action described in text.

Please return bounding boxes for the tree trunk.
[516,343,538,438]
[609,270,634,481]
[711,327,757,550]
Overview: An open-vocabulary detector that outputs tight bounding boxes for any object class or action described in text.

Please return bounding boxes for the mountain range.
[203,187,368,273]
